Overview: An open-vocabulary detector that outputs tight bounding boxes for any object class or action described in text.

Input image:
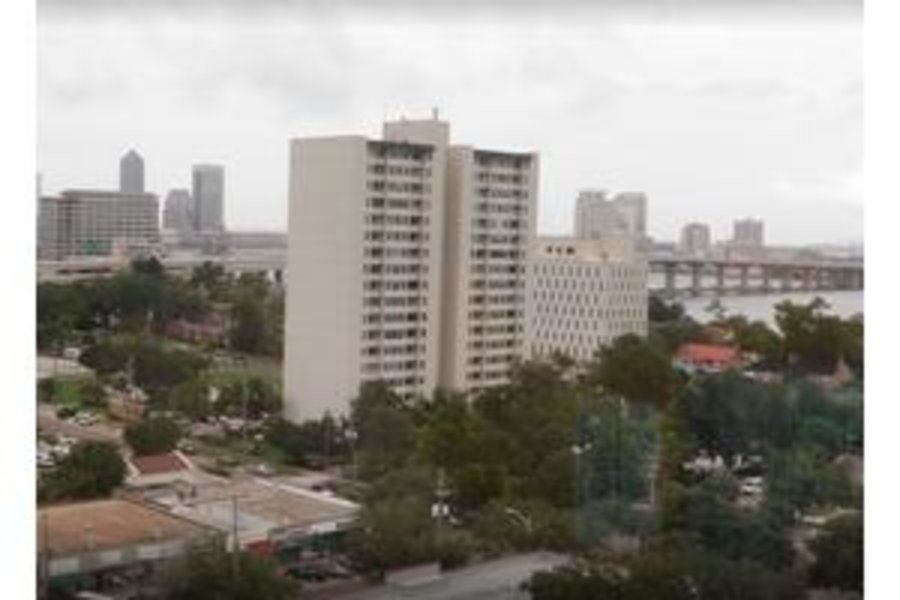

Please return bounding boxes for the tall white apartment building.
[528,236,648,363]
[37,189,160,260]
[284,116,537,421]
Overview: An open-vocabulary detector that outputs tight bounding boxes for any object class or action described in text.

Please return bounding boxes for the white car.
[740,477,764,495]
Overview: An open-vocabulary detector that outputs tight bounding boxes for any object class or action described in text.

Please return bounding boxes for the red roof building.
[126,451,196,488]
[674,343,743,374]
[129,452,191,476]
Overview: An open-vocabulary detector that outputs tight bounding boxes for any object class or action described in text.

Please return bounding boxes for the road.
[329,552,568,600]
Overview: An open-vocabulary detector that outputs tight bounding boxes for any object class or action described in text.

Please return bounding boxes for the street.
[328,553,567,600]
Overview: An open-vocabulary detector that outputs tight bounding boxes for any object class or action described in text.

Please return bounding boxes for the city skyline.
[38,1,862,245]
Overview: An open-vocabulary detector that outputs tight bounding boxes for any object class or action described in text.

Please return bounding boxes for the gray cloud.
[38,6,862,244]
[39,0,862,21]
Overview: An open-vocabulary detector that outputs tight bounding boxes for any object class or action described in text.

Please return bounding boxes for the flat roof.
[156,476,359,542]
[129,452,191,476]
[38,498,218,557]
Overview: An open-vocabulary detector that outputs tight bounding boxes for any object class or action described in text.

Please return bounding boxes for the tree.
[130,256,165,277]
[726,317,784,367]
[765,447,855,514]
[132,341,208,401]
[167,547,298,600]
[37,378,59,404]
[347,494,437,575]
[809,513,863,592]
[586,334,674,408]
[774,298,858,375]
[219,377,282,419]
[351,382,416,480]
[43,441,126,501]
[169,379,213,421]
[124,416,182,456]
[229,293,268,355]
[79,338,130,376]
[576,397,655,504]
[190,262,228,295]
[649,297,687,323]
[76,377,108,410]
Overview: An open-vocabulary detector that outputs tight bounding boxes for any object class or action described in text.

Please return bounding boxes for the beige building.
[37,189,160,260]
[284,116,537,421]
[680,222,712,256]
[528,235,648,363]
[573,189,647,241]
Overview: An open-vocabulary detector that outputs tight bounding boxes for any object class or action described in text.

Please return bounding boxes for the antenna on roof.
[432,107,439,120]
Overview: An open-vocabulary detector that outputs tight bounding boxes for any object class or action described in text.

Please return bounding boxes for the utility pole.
[231,495,240,580]
[434,468,449,552]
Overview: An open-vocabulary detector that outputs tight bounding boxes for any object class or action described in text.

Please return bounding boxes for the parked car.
[739,476,764,496]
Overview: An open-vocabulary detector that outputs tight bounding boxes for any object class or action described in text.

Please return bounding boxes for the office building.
[284,116,537,421]
[574,189,647,240]
[37,189,160,260]
[528,236,648,362]
[732,218,764,247]
[162,188,194,234]
[610,191,647,237]
[119,149,145,194]
[192,164,225,232]
[680,222,712,255]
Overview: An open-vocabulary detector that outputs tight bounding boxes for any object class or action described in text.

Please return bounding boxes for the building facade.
[119,149,145,194]
[284,117,537,421]
[732,218,764,247]
[439,145,537,392]
[162,188,194,234]
[37,190,160,260]
[192,164,225,232]
[528,236,648,363]
[680,222,712,256]
[574,189,647,240]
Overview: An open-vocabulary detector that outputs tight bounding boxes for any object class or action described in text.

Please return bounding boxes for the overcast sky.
[37,0,862,245]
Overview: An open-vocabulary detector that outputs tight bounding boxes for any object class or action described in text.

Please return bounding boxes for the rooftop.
[153,476,359,545]
[129,452,192,476]
[38,498,217,557]
[676,343,741,365]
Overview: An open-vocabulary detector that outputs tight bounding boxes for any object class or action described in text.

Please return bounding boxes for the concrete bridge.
[648,254,864,299]
[38,249,864,300]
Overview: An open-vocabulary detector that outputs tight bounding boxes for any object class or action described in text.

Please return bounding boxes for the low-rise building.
[674,342,743,374]
[37,498,223,598]
[143,475,360,566]
[126,451,199,489]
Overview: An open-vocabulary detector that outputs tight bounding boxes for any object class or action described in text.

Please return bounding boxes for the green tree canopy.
[585,334,674,408]
[809,512,863,592]
[42,441,126,502]
[124,416,182,456]
[168,548,298,600]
